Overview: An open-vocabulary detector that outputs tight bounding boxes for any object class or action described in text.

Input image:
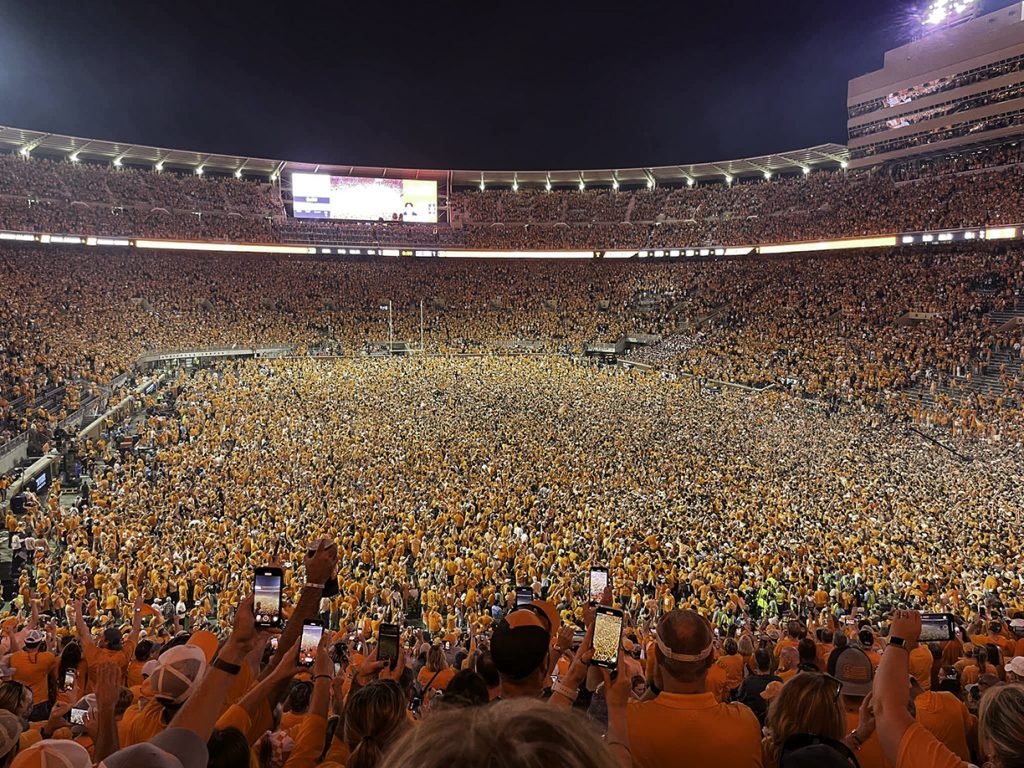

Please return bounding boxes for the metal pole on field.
[420,300,424,352]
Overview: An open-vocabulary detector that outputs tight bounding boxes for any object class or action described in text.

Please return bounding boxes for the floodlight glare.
[840,161,848,169]
[578,180,585,191]
[113,158,122,167]
[763,171,771,180]
[724,175,733,184]
[479,181,485,191]
[646,179,654,189]
[512,182,518,192]
[234,169,243,179]
[612,179,619,190]
[195,167,204,176]
[545,181,552,191]
[19,148,30,157]
[155,162,164,172]
[802,166,811,175]
[69,153,80,163]
[923,0,976,25]
[686,178,695,187]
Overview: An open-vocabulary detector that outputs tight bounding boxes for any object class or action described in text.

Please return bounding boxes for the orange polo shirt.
[913,691,975,762]
[896,721,967,768]
[626,691,763,768]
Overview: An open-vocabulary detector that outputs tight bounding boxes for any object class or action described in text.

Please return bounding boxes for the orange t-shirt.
[626,692,762,768]
[913,691,975,762]
[705,663,731,702]
[716,654,746,690]
[896,721,967,768]
[908,646,934,690]
[9,650,57,704]
[418,666,455,694]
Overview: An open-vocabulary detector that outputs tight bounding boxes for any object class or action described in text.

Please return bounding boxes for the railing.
[0,431,27,461]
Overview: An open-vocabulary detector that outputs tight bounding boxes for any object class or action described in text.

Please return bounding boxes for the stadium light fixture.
[195,167,204,176]
[479,181,485,191]
[646,179,654,189]
[763,171,771,180]
[802,166,811,175]
[545,180,552,192]
[234,169,243,179]
[578,180,585,191]
[686,177,695,187]
[724,175,733,185]
[69,153,80,163]
[19,148,30,157]
[512,181,518,192]
[112,158,122,167]
[840,161,848,169]
[612,178,619,191]
[154,162,164,172]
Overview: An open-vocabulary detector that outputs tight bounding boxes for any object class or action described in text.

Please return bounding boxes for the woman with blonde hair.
[344,680,410,768]
[762,672,863,768]
[380,698,621,768]
[417,645,454,700]
[976,683,1024,767]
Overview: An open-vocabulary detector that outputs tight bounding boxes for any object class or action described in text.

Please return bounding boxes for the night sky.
[0,0,917,170]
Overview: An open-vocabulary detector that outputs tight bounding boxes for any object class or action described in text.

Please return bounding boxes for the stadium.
[0,0,1022,766]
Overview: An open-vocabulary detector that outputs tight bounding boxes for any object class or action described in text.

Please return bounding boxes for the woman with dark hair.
[207,726,251,768]
[56,641,83,695]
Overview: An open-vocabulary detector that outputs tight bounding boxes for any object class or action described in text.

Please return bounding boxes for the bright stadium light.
[578,180,585,191]
[234,169,243,179]
[479,181,485,191]
[113,158,122,167]
[612,179,619,190]
[922,0,977,26]
[545,180,552,192]
[195,167,204,176]
[840,161,848,169]
[724,175,733,185]
[646,179,654,189]
[802,166,811,175]
[686,177,695,187]
[512,181,519,192]
[19,147,30,157]
[69,153,80,163]
[763,171,772,180]
[155,162,164,172]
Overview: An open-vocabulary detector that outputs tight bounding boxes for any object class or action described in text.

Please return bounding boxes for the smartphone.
[592,606,624,669]
[270,637,280,651]
[253,567,284,629]
[589,567,609,603]
[299,620,324,667]
[70,708,87,726]
[62,668,77,692]
[516,587,534,607]
[378,622,400,670]
[920,613,956,642]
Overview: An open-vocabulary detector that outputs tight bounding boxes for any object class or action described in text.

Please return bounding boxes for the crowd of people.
[0,356,1020,766]
[0,240,1021,457]
[1,145,1023,251]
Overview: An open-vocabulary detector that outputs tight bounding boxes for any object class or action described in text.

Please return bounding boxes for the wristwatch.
[888,636,907,648]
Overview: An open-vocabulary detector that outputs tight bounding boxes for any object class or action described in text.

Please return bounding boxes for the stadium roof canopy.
[0,125,850,188]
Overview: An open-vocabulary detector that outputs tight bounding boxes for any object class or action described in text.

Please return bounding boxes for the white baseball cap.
[1005,657,1024,677]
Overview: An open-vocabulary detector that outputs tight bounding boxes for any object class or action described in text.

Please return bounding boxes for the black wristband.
[211,657,242,675]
